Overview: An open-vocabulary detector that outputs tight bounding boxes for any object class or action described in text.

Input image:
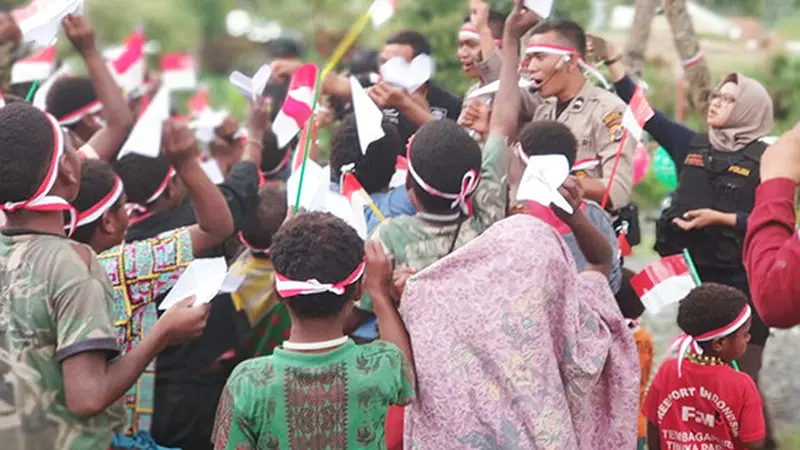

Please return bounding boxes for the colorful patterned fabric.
[98,228,193,435]
[0,231,126,449]
[358,132,508,313]
[212,340,415,449]
[400,215,640,449]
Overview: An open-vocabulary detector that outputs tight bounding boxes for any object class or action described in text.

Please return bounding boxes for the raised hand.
[62,14,97,55]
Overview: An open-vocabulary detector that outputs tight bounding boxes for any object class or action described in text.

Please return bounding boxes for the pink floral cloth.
[400,214,640,449]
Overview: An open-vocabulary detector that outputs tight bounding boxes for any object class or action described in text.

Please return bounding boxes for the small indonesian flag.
[291,119,318,172]
[339,170,372,236]
[617,233,632,257]
[187,88,209,117]
[12,45,56,84]
[110,28,145,96]
[272,64,317,149]
[621,86,654,142]
[370,0,397,28]
[631,254,698,314]
[341,171,372,205]
[389,155,408,189]
[161,53,197,91]
[12,0,83,50]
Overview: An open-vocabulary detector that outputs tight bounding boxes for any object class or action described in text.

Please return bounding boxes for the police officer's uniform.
[533,81,636,210]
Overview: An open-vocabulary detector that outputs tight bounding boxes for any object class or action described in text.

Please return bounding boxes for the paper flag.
[109,28,145,96]
[159,257,228,311]
[466,78,533,99]
[11,45,56,84]
[631,254,697,314]
[189,108,228,144]
[621,86,654,142]
[117,86,170,159]
[286,159,326,210]
[524,0,554,18]
[32,62,69,110]
[350,76,384,154]
[12,0,83,50]
[273,64,317,149]
[380,54,434,94]
[326,189,368,239]
[200,158,225,184]
[161,53,197,91]
[229,64,272,100]
[516,154,573,214]
[187,88,209,116]
[370,0,396,28]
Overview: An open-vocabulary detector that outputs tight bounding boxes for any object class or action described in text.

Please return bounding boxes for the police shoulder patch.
[603,111,623,142]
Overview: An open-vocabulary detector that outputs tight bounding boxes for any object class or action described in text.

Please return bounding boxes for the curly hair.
[677,283,749,342]
[113,154,171,205]
[518,120,578,167]
[240,184,287,253]
[0,103,57,204]
[270,212,365,319]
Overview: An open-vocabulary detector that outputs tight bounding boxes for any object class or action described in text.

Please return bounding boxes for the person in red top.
[645,283,766,450]
[744,124,800,328]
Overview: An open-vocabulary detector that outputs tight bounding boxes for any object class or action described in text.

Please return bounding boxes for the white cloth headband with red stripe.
[672,304,752,377]
[125,167,176,215]
[407,157,479,217]
[275,261,366,298]
[73,176,125,229]
[524,44,610,89]
[238,231,270,255]
[1,113,77,234]
[58,100,103,126]
[459,24,481,42]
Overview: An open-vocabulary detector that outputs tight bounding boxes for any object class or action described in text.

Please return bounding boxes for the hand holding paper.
[379,54,433,94]
[516,154,573,214]
[154,296,210,346]
[159,258,230,311]
[12,0,83,50]
[229,64,272,100]
[350,76,385,154]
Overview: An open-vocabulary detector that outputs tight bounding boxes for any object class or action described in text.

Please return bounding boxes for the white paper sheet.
[189,108,229,143]
[524,0,554,18]
[380,54,434,94]
[159,257,228,311]
[369,0,395,28]
[117,86,171,159]
[229,64,272,100]
[516,154,573,214]
[350,76,385,154]
[200,158,225,184]
[13,0,83,50]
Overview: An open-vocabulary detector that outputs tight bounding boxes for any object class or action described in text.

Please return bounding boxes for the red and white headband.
[571,158,600,172]
[459,24,481,42]
[672,304,752,377]
[1,113,77,234]
[57,100,103,126]
[524,43,610,89]
[125,167,176,216]
[73,176,125,229]
[275,261,366,298]
[406,139,480,216]
[238,231,270,255]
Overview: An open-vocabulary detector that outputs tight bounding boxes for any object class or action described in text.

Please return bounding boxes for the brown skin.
[0,13,22,46]
[760,121,800,183]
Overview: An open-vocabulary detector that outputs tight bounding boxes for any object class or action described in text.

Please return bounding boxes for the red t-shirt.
[644,358,765,450]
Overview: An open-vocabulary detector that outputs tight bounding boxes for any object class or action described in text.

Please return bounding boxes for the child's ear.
[710,337,726,353]
[353,280,365,301]
[100,210,115,234]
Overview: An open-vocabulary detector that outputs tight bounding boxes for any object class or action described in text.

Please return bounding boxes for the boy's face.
[713,317,751,362]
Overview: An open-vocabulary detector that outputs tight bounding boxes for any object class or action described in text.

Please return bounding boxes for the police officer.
[525,19,635,211]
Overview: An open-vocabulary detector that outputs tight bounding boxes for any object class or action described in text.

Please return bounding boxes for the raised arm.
[63,15,133,161]
[162,122,234,256]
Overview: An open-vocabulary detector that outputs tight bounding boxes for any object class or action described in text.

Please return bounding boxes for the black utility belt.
[611,203,641,246]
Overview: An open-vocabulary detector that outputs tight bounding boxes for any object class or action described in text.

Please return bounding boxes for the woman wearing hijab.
[399,214,639,449]
[592,36,777,449]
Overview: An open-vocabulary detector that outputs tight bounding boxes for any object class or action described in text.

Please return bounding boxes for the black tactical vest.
[655,133,766,269]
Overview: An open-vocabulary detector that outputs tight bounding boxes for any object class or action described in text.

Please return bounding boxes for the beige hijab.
[708,72,774,152]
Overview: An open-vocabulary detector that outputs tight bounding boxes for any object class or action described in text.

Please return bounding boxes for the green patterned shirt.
[212,340,415,449]
[0,231,126,450]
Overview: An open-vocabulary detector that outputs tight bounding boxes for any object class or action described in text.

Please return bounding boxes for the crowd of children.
[0,0,783,448]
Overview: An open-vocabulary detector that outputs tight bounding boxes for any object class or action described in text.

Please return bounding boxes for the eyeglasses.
[710,92,736,105]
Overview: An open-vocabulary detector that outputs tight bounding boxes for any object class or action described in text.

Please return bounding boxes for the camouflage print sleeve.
[53,276,119,362]
[473,133,510,230]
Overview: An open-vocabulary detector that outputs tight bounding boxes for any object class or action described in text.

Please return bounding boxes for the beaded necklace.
[686,351,726,367]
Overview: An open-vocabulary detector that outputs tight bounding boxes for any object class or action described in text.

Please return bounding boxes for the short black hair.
[45,76,98,126]
[0,103,57,204]
[3,93,27,105]
[240,184,287,253]
[461,11,506,39]
[677,283,749,346]
[329,113,402,194]
[531,18,587,58]
[265,35,306,59]
[615,268,645,319]
[271,212,365,319]
[408,120,482,213]
[348,47,380,75]
[113,154,171,205]
[260,130,287,176]
[386,30,432,56]
[71,159,124,244]
[519,120,578,167]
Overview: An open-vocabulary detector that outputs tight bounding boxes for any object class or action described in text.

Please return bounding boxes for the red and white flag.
[290,119,318,172]
[11,45,56,84]
[161,53,197,91]
[389,155,408,188]
[370,0,397,28]
[621,86,654,142]
[12,0,83,50]
[110,28,145,96]
[630,254,698,314]
[187,88,209,117]
[273,64,318,149]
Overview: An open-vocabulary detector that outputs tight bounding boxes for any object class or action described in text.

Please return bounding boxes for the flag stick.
[367,200,385,222]
[731,360,740,371]
[25,80,40,102]
[681,248,702,286]
[294,8,375,213]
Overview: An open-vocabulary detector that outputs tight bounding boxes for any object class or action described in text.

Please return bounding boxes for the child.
[509,119,622,293]
[328,113,413,232]
[212,212,415,449]
[644,283,765,450]
[0,102,208,450]
[69,120,234,442]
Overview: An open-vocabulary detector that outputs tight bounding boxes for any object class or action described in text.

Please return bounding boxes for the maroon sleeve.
[744,178,800,328]
[737,376,766,444]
